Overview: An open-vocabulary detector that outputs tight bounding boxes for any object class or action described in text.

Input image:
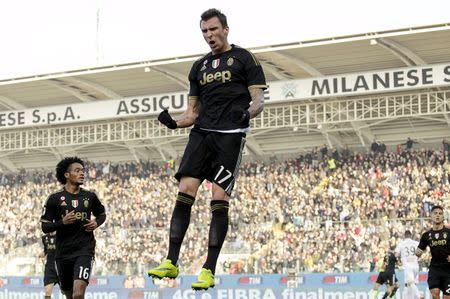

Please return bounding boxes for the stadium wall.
[0,273,431,299]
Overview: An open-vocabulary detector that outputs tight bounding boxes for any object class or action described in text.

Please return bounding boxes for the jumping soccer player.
[147,8,266,291]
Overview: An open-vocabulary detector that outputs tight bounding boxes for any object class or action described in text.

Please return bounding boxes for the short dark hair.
[56,157,84,184]
[404,230,412,238]
[200,8,228,28]
[431,205,444,212]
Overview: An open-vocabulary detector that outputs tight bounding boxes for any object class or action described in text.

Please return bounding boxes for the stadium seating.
[1,148,449,275]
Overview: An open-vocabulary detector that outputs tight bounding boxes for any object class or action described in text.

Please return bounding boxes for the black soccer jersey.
[382,251,397,272]
[40,188,105,259]
[418,227,450,269]
[42,234,56,258]
[188,44,267,131]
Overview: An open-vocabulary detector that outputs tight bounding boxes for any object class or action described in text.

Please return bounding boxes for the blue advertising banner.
[0,272,431,299]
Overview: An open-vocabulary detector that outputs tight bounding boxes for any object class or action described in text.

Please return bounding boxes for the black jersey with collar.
[42,234,56,258]
[188,44,267,131]
[382,251,397,272]
[418,227,450,269]
[40,188,105,259]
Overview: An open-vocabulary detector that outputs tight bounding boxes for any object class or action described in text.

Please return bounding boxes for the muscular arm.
[247,87,264,118]
[173,97,200,128]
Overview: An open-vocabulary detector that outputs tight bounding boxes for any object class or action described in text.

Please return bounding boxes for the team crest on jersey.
[72,200,79,208]
[435,233,439,239]
[84,199,89,208]
[444,232,447,239]
[212,59,220,69]
[227,57,234,66]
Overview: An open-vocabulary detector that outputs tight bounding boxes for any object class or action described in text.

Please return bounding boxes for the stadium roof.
[1,23,450,170]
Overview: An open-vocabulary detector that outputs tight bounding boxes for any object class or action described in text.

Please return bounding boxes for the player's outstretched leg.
[191,268,215,291]
[389,284,399,298]
[148,192,194,280]
[147,259,179,279]
[191,200,228,290]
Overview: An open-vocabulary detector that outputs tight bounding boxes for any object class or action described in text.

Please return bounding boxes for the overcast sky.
[0,0,448,80]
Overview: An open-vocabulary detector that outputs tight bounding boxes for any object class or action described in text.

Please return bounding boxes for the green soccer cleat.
[147,259,179,279]
[191,268,215,290]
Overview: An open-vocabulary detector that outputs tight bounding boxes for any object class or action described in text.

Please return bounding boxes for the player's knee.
[178,180,198,197]
[178,186,195,197]
[211,188,228,201]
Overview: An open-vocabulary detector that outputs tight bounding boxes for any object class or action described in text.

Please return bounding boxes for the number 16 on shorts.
[78,266,90,280]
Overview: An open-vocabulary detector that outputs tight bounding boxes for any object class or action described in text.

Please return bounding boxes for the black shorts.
[55,255,94,291]
[376,271,398,286]
[44,257,59,286]
[428,267,450,294]
[175,128,246,196]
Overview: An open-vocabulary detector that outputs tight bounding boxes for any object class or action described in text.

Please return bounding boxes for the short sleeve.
[417,232,428,250]
[188,60,201,98]
[243,50,267,89]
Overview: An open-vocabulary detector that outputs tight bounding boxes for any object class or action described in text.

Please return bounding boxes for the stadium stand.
[1,147,449,275]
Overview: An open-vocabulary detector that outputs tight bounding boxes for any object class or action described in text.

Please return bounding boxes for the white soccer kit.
[395,238,420,284]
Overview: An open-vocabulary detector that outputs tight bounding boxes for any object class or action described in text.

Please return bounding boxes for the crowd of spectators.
[1,144,449,275]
